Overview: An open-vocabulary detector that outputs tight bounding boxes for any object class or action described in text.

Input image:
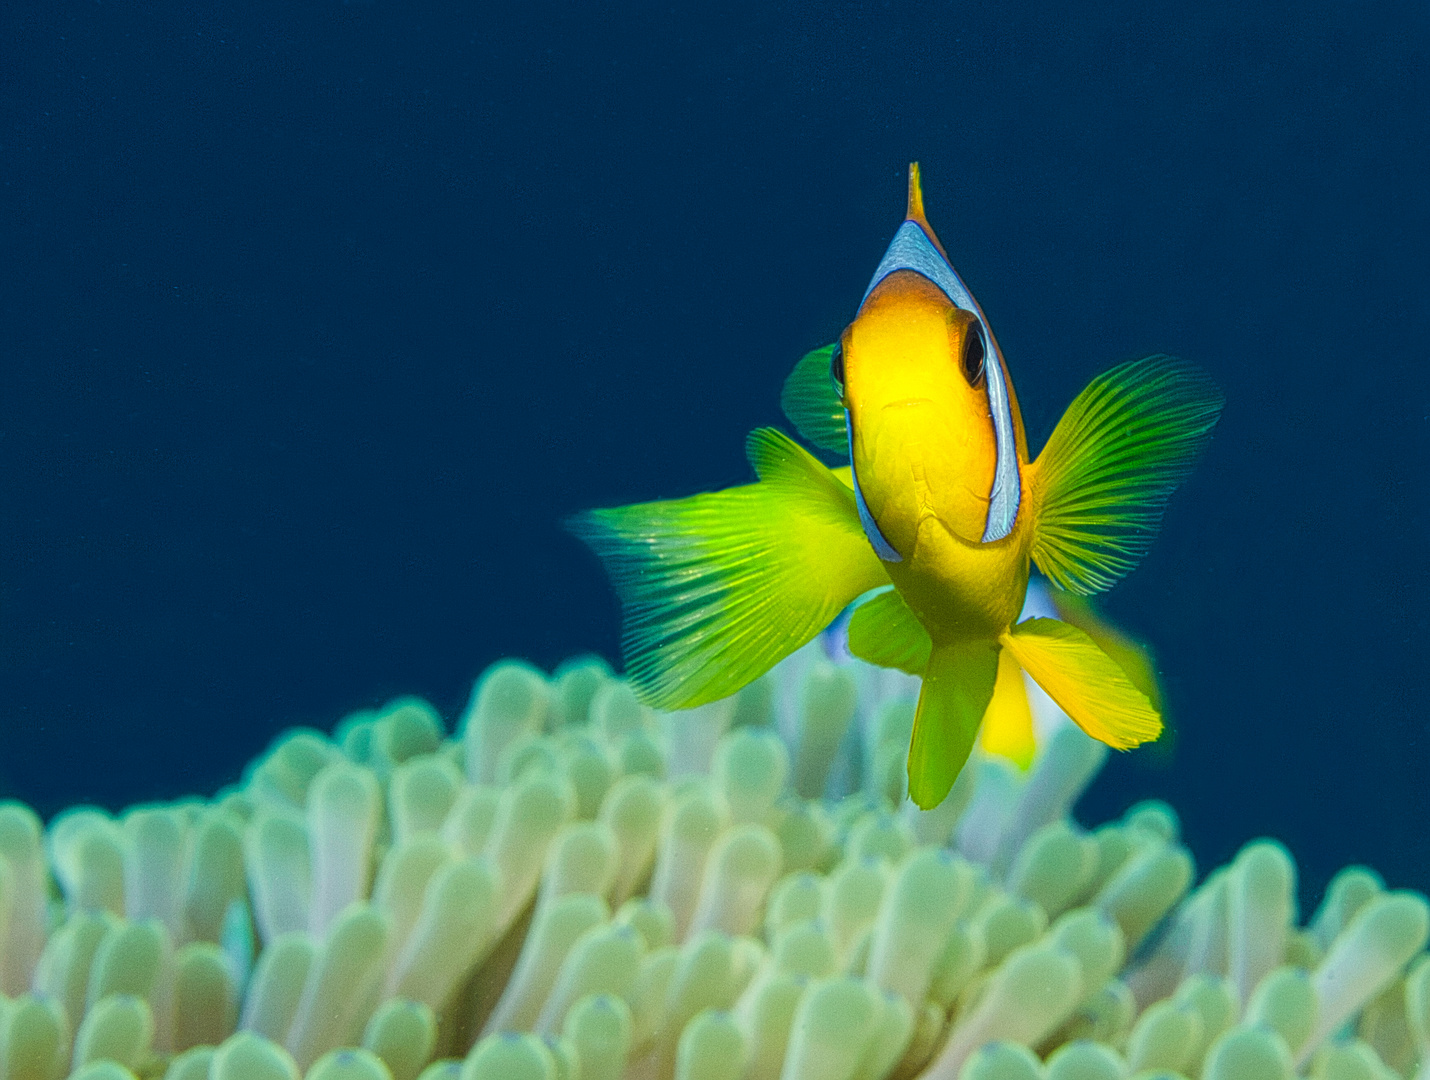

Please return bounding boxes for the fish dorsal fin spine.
[848,413,904,562]
[907,161,926,224]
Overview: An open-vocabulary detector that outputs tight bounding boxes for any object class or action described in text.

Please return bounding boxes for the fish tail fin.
[907,639,999,810]
[568,428,889,710]
[1031,355,1224,595]
[998,618,1163,750]
[978,647,1037,769]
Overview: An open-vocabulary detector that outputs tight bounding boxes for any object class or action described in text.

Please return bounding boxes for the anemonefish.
[572,164,1223,809]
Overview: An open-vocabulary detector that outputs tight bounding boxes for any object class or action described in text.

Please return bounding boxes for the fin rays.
[999,617,1163,750]
[779,344,849,456]
[907,640,999,809]
[846,587,932,675]
[569,428,889,710]
[1032,355,1224,594]
[979,647,1036,769]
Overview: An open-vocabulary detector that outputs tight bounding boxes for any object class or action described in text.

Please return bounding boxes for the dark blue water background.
[4,1,1427,906]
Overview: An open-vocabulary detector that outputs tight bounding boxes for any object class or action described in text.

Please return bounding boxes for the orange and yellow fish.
[572,164,1222,809]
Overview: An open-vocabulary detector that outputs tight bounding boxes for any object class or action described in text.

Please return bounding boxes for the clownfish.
[572,164,1223,809]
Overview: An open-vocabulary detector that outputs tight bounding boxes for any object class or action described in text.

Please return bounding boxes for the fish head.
[839,163,1026,547]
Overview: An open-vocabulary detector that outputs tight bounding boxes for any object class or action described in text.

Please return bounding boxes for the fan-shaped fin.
[1032,355,1223,594]
[846,588,931,676]
[569,428,888,709]
[780,344,849,456]
[907,639,999,809]
[998,618,1162,750]
[979,648,1036,769]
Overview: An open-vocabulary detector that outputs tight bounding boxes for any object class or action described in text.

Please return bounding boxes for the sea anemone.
[0,639,1425,1080]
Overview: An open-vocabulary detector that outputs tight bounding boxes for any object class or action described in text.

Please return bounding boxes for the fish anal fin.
[847,588,931,676]
[907,639,999,810]
[569,428,888,710]
[998,617,1162,750]
[1032,355,1224,594]
[979,647,1036,769]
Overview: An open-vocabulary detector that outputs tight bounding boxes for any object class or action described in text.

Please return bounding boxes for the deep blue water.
[3,1,1427,905]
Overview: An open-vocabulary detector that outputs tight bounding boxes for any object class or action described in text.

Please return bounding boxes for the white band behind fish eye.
[862,221,1021,543]
[846,412,903,563]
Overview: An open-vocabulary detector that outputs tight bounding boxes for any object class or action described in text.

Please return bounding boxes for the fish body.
[573,164,1223,808]
[848,272,1031,640]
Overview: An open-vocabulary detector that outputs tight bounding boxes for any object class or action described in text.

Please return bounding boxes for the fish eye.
[961,324,986,386]
[830,343,845,393]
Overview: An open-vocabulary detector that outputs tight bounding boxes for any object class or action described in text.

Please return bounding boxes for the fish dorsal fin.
[780,343,849,456]
[907,162,927,225]
[862,166,1021,543]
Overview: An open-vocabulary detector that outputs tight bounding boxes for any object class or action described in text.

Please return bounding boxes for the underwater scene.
[3,2,1428,1079]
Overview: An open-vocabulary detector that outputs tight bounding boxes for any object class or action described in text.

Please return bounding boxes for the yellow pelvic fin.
[979,647,1036,769]
[848,585,1035,770]
[846,587,932,676]
[1032,355,1224,594]
[907,639,999,810]
[569,428,889,710]
[998,618,1162,750]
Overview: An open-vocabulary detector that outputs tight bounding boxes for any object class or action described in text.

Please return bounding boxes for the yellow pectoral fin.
[907,640,999,810]
[568,428,890,710]
[979,648,1036,769]
[999,618,1162,750]
[847,588,932,676]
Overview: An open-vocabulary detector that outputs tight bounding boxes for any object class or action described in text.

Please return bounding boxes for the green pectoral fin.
[780,343,849,456]
[907,640,999,810]
[998,618,1162,750]
[846,588,932,675]
[569,428,889,710]
[1032,355,1224,594]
